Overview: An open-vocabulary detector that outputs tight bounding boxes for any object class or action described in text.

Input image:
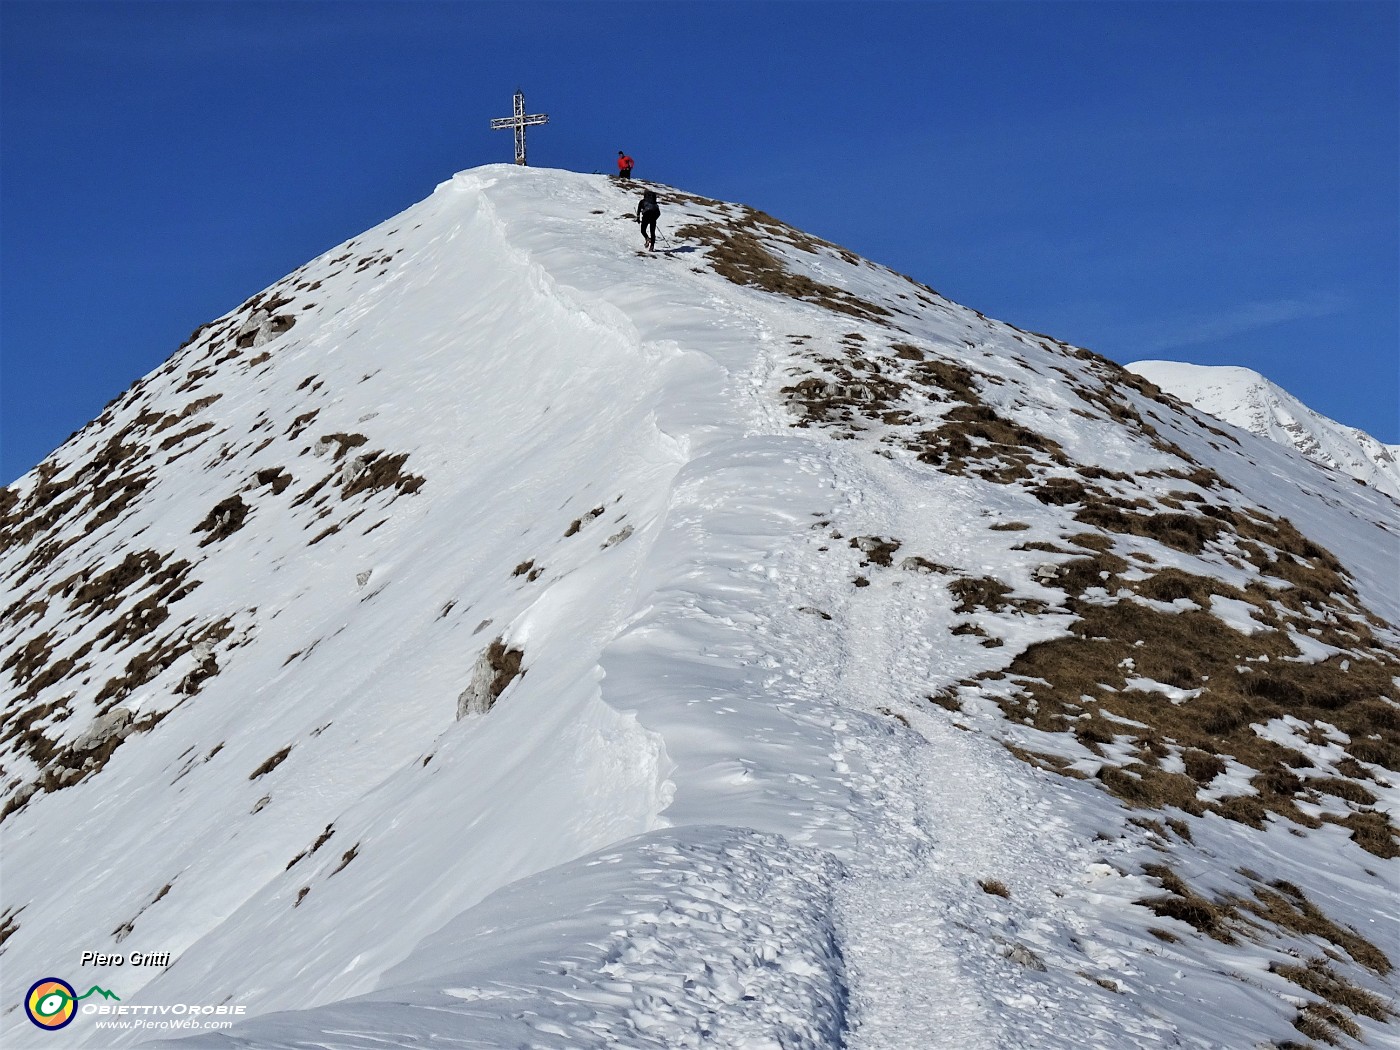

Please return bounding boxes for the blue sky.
[2,1,1396,483]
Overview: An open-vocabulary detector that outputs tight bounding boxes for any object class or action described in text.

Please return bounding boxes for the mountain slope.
[1129,359,1400,501]
[1,166,1396,1050]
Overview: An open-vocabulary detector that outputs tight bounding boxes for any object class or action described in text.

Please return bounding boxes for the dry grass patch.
[92,560,199,649]
[1325,810,1399,859]
[1137,863,1237,943]
[0,906,22,949]
[909,358,980,404]
[255,467,293,495]
[1246,880,1391,976]
[1001,742,1088,779]
[1073,506,1221,555]
[778,335,987,446]
[983,557,1400,854]
[1272,958,1392,1022]
[194,495,250,545]
[928,690,963,713]
[1291,1002,1363,1045]
[948,576,1013,614]
[564,506,605,536]
[484,640,524,706]
[1132,866,1392,1030]
[1032,477,1101,506]
[339,450,425,501]
[678,207,891,322]
[908,404,1070,484]
[1054,550,1130,597]
[249,746,293,780]
[328,844,359,876]
[849,535,902,567]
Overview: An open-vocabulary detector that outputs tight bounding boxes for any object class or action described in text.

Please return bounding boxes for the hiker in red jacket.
[617,151,634,180]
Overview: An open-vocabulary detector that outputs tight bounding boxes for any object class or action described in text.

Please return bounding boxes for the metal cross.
[489,91,549,166]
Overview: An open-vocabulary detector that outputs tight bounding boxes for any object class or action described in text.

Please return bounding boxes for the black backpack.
[640,194,660,219]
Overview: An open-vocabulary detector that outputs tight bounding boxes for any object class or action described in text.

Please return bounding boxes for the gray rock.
[603,525,634,548]
[336,455,369,487]
[234,308,296,349]
[457,650,499,720]
[457,640,524,719]
[235,309,272,348]
[1004,943,1047,971]
[74,706,134,753]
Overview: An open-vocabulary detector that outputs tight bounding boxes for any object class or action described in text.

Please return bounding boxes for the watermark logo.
[24,978,119,1031]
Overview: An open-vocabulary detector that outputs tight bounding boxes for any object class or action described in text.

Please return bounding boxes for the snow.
[1123,677,1202,704]
[1,165,1395,1050]
[1209,594,1272,636]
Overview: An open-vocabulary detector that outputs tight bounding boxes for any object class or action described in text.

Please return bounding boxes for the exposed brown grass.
[910,359,980,404]
[0,906,22,949]
[849,535,902,567]
[564,506,605,536]
[1272,958,1391,1021]
[319,432,368,460]
[194,495,249,545]
[484,640,524,707]
[985,556,1400,853]
[255,467,292,494]
[778,335,986,444]
[339,450,425,501]
[1137,863,1237,943]
[678,207,891,322]
[909,404,1071,483]
[328,844,359,876]
[949,577,1013,614]
[1292,1002,1362,1044]
[1073,506,1222,554]
[929,690,963,713]
[287,823,337,870]
[1247,880,1391,975]
[1132,867,1393,1023]
[783,368,909,434]
[249,746,293,780]
[1032,477,1100,506]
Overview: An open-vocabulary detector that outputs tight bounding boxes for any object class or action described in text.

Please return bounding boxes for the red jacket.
[617,154,634,172]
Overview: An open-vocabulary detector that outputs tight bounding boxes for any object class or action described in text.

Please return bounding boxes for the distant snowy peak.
[1128,359,1400,501]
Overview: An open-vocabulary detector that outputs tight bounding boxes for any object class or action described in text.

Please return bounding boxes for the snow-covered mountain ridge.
[1,166,1396,1049]
[1128,359,1400,502]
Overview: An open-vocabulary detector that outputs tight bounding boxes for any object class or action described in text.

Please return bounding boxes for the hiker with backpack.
[636,190,661,251]
[617,151,634,180]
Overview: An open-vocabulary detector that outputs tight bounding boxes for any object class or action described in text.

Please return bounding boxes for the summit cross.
[489,91,549,166]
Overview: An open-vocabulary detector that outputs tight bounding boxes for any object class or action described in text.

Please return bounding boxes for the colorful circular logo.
[25,978,77,1030]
